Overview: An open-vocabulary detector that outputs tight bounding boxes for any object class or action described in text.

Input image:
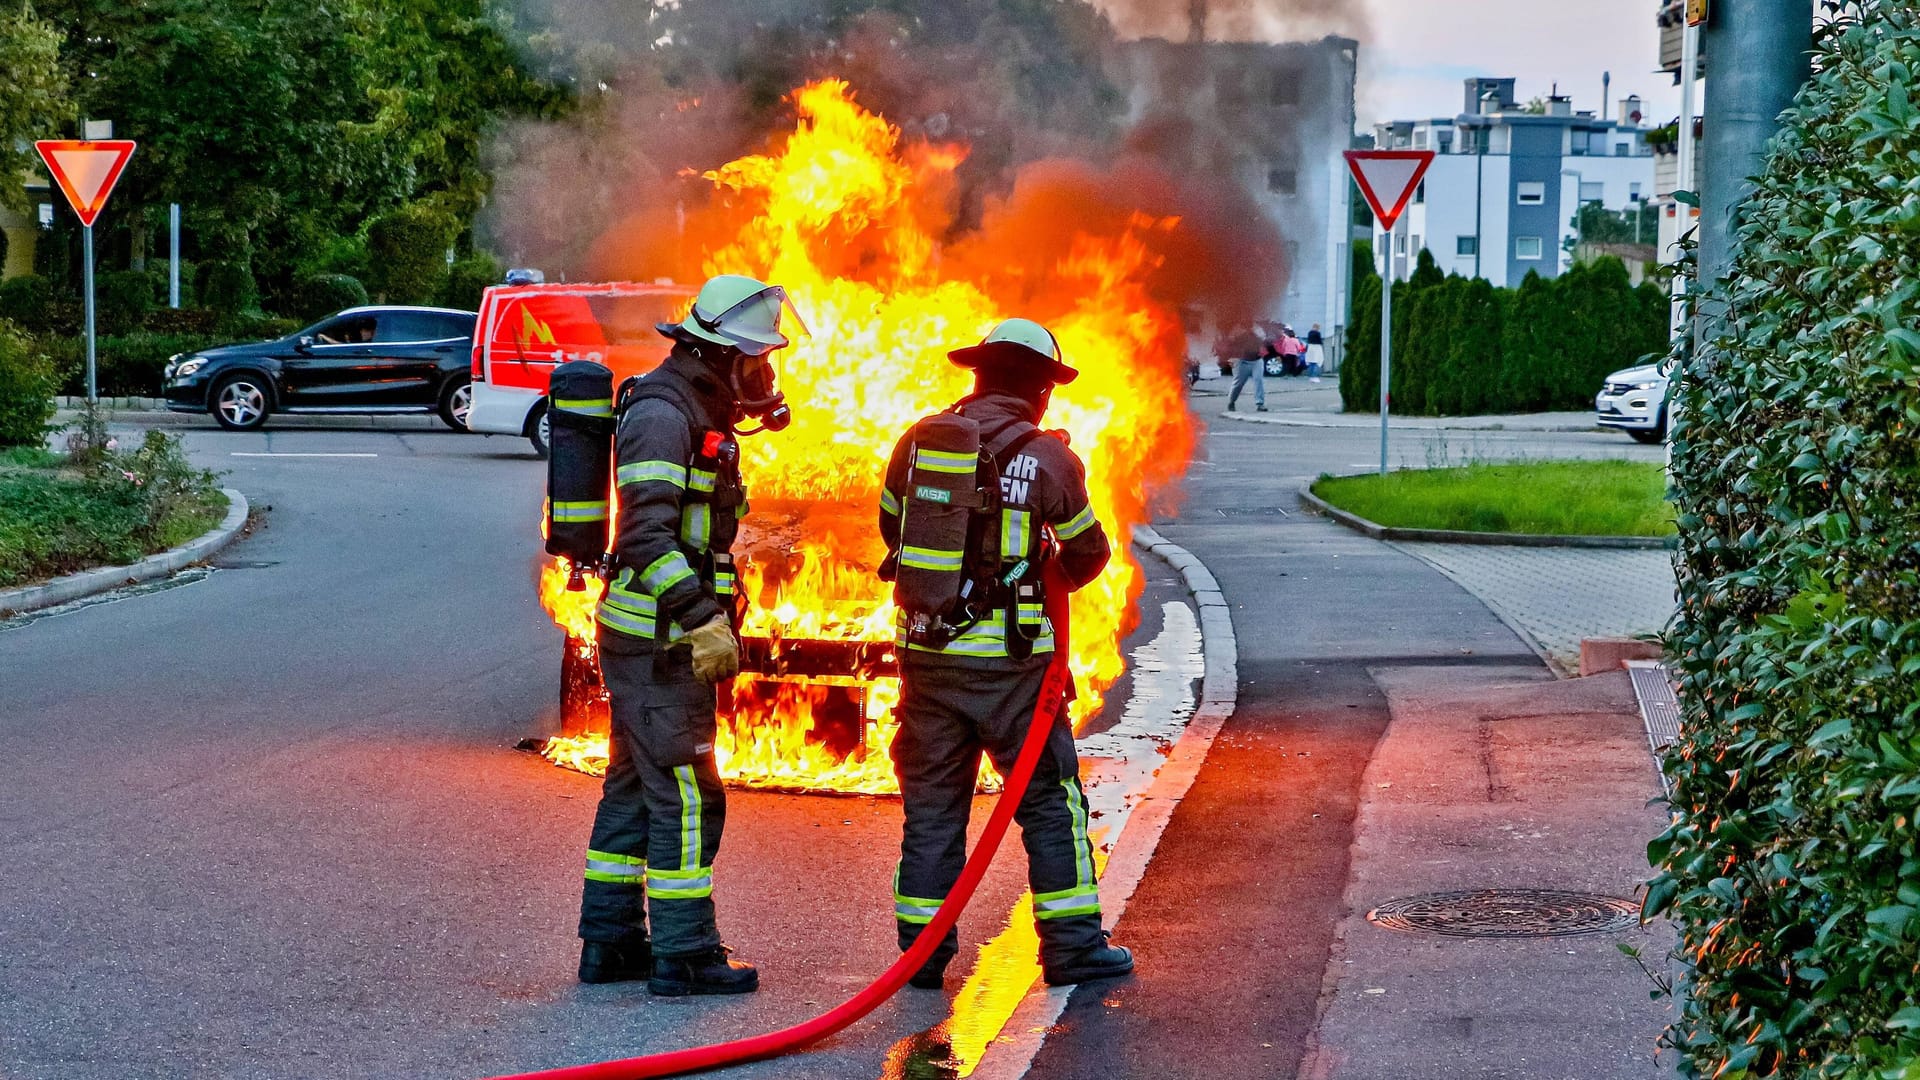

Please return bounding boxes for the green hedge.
[1340,248,1670,415]
[1649,7,1920,1077]
[288,273,369,322]
[0,320,56,447]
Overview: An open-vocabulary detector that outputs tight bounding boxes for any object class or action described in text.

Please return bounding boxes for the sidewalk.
[1188,372,1601,432]
[1023,419,1673,1079]
[1304,665,1674,1080]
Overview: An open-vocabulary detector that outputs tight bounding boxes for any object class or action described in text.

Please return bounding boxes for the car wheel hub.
[451,384,472,427]
[219,383,264,425]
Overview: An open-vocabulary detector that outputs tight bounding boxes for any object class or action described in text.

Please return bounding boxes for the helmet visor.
[691,284,809,356]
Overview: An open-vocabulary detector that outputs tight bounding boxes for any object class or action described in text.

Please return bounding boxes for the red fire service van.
[466,281,695,456]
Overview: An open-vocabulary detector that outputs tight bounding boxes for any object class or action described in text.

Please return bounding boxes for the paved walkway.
[1390,543,1677,674]
[1188,371,1601,432]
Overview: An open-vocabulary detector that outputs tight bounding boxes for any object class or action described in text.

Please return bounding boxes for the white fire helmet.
[665,274,796,356]
[949,317,1079,384]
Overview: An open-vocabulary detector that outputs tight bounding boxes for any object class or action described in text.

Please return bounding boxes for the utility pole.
[1696,0,1815,325]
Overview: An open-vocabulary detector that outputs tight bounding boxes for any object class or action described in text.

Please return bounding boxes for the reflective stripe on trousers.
[647,765,714,900]
[585,848,646,884]
[893,864,944,925]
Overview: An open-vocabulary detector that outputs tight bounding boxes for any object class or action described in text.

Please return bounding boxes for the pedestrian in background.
[1279,326,1306,377]
[1224,327,1267,412]
[1305,324,1326,382]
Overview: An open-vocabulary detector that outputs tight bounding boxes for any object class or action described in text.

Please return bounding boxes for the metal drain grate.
[1627,660,1681,750]
[1214,506,1291,517]
[1366,889,1641,938]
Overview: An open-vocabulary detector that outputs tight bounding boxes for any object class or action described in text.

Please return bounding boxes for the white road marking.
[229,452,378,458]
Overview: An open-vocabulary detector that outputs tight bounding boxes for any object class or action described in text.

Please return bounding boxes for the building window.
[1516,181,1546,205]
[1615,143,1631,156]
[1268,167,1297,195]
[1579,181,1605,203]
[1271,68,1301,106]
[1395,233,1408,255]
[1457,235,1478,257]
[1413,130,1428,149]
[1516,235,1544,260]
[1437,131,1453,153]
[1414,180,1426,204]
[1630,181,1643,201]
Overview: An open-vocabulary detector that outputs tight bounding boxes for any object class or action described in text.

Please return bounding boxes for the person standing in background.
[1305,324,1326,383]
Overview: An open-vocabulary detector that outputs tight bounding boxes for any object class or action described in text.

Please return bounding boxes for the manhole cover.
[1366,889,1640,938]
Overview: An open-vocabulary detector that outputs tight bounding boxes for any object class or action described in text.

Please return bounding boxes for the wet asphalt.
[0,403,1656,1079]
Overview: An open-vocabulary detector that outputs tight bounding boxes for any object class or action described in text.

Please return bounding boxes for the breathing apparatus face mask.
[691,283,806,436]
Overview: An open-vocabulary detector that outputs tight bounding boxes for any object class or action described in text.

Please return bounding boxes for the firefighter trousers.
[577,645,726,958]
[890,655,1106,973]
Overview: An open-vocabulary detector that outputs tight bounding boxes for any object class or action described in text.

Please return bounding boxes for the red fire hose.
[487,571,1074,1080]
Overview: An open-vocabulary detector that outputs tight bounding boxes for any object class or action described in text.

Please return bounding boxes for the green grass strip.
[1312,460,1675,538]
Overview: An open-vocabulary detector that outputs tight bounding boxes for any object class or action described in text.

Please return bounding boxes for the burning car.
[527,81,1199,795]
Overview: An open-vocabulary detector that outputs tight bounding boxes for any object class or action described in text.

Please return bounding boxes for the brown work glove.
[687,616,741,684]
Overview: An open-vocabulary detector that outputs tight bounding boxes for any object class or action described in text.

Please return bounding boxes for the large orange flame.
[538,79,1193,793]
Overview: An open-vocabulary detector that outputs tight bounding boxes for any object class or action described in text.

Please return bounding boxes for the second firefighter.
[878,318,1135,989]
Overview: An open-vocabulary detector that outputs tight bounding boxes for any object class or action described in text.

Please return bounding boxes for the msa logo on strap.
[914,485,952,504]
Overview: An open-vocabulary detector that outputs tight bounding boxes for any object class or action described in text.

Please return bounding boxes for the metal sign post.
[34,139,137,404]
[1344,149,1436,476]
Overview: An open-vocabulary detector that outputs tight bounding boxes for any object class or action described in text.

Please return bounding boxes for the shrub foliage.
[1649,8,1920,1076]
[0,319,56,447]
[1340,249,1669,416]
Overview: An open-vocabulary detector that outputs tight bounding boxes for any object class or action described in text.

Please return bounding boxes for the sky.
[1091,0,1683,131]
[1355,0,1681,128]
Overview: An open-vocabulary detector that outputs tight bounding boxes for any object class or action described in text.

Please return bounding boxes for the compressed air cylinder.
[544,360,616,563]
[893,412,983,623]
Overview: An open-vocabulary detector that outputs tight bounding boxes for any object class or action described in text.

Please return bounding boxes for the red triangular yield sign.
[1344,150,1435,232]
[35,140,137,228]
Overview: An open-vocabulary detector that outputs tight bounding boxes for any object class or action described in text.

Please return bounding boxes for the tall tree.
[0,3,73,214]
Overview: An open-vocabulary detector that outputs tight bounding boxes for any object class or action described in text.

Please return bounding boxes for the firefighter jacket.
[878,390,1111,663]
[596,348,745,648]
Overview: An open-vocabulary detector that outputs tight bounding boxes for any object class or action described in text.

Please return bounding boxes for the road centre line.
[229,452,379,458]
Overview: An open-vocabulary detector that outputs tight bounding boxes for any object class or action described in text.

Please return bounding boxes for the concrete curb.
[1297,486,1676,550]
[1215,408,1602,433]
[0,488,251,617]
[976,525,1238,1080]
[55,405,453,431]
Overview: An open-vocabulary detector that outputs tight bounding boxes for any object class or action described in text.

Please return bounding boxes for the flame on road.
[539,80,1193,794]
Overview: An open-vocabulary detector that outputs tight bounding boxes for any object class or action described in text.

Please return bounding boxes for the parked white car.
[1595,362,1671,444]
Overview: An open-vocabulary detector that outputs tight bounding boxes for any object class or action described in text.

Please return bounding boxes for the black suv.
[162,306,478,431]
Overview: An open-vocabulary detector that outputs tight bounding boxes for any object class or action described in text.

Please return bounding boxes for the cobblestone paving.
[1390,542,1678,672]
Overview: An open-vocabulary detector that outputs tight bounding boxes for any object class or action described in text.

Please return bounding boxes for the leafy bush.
[0,274,57,334]
[1340,252,1670,416]
[365,202,458,304]
[142,308,224,335]
[439,252,502,311]
[288,273,369,322]
[43,333,236,397]
[0,319,56,447]
[0,429,226,586]
[1648,8,1920,1076]
[96,269,158,336]
[195,260,258,314]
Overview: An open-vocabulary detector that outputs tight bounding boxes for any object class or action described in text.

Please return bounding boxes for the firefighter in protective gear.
[878,317,1135,989]
[574,273,793,995]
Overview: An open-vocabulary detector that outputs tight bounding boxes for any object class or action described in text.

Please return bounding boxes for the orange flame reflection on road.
[539,79,1192,793]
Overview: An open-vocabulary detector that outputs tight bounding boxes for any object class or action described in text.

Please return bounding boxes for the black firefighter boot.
[1041,932,1135,986]
[649,946,760,996]
[578,939,652,984]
